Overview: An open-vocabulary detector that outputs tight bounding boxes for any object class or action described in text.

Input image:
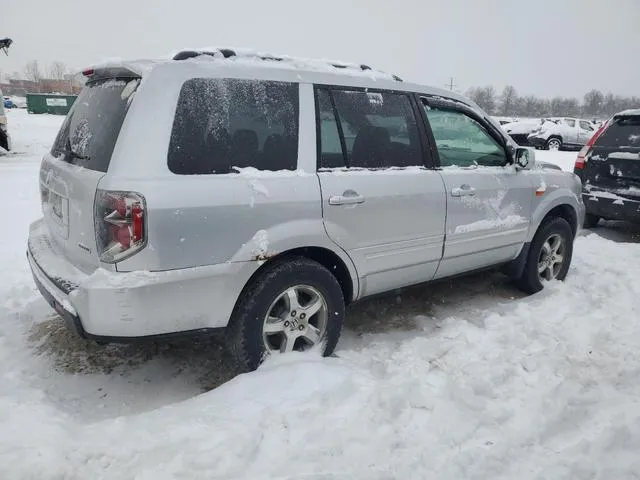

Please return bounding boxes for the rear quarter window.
[168,78,299,174]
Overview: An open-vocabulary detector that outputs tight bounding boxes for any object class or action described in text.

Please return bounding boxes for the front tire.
[515,217,573,294]
[227,257,345,372]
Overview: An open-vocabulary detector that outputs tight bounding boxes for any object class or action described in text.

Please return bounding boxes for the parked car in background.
[501,118,540,146]
[528,117,595,150]
[10,96,27,109]
[27,49,584,372]
[574,109,640,227]
[0,89,11,152]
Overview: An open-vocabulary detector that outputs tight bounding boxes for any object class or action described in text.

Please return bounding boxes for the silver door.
[315,88,446,297]
[436,167,533,278]
[420,100,533,278]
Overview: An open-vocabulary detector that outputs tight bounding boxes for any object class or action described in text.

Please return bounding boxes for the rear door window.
[168,78,299,174]
[317,88,423,169]
[595,117,640,148]
[51,78,139,172]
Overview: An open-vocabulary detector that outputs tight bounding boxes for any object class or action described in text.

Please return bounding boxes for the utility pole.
[445,77,456,92]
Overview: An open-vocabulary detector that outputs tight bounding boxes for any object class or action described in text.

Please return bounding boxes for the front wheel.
[227,257,345,372]
[515,217,574,294]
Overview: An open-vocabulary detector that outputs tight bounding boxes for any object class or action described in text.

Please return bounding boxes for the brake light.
[575,121,609,170]
[82,68,94,77]
[95,190,146,263]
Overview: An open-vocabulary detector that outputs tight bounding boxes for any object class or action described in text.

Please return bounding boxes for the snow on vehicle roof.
[91,47,401,82]
[615,109,640,117]
[89,47,474,108]
[170,47,403,81]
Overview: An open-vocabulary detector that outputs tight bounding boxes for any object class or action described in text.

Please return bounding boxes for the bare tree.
[48,61,67,80]
[499,85,519,116]
[23,60,42,83]
[467,86,497,114]
[583,89,604,117]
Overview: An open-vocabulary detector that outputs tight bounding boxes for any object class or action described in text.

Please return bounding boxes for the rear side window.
[168,79,299,174]
[317,88,423,169]
[51,78,139,172]
[595,117,640,148]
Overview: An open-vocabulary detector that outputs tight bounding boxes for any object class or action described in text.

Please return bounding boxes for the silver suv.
[527,117,596,150]
[28,49,585,371]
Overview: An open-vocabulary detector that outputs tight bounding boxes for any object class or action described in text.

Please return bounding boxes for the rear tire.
[227,257,345,372]
[515,217,573,294]
[546,137,562,151]
[583,213,600,229]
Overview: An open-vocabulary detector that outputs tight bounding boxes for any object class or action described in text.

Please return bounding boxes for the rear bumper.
[583,192,640,223]
[27,218,258,341]
[507,133,532,146]
[527,135,547,149]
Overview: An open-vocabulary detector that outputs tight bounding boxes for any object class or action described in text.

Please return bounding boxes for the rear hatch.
[583,114,640,200]
[40,74,140,273]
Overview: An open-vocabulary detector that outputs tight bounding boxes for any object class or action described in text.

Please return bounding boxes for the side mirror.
[515,147,535,170]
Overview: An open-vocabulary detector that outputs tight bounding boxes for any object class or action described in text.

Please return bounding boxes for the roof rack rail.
[171,48,402,81]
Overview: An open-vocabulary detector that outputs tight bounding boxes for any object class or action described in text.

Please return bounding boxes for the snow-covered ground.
[2,108,640,478]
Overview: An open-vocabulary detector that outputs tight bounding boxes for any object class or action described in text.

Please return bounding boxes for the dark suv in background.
[574,110,640,227]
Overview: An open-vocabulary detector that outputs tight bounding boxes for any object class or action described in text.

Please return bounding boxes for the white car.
[501,119,541,146]
[527,117,596,150]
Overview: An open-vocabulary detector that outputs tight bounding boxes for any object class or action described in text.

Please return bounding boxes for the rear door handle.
[329,192,365,205]
[451,185,476,197]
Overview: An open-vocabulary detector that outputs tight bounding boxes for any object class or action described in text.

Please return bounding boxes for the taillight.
[95,190,146,263]
[575,121,609,171]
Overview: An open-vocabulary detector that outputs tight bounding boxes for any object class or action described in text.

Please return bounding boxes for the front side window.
[579,120,593,131]
[423,104,507,168]
[318,89,422,169]
[168,78,299,174]
[565,118,576,127]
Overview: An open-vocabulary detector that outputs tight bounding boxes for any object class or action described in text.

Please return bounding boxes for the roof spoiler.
[81,65,142,82]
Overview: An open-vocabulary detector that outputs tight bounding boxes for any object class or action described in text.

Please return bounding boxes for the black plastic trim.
[501,242,531,279]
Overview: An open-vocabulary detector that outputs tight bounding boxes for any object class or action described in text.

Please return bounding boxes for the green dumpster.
[26,94,77,115]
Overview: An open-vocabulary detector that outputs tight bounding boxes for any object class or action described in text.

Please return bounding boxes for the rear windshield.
[168,78,299,174]
[51,78,139,172]
[596,117,640,148]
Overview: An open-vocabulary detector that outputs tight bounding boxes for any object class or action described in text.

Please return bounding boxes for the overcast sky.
[1,0,639,98]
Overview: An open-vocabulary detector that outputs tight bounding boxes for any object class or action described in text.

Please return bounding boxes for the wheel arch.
[531,202,579,241]
[234,246,358,308]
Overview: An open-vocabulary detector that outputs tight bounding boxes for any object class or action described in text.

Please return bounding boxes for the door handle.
[451,185,476,197]
[329,192,365,205]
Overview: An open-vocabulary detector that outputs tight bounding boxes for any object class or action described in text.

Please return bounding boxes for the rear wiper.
[62,148,89,161]
[63,138,90,161]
